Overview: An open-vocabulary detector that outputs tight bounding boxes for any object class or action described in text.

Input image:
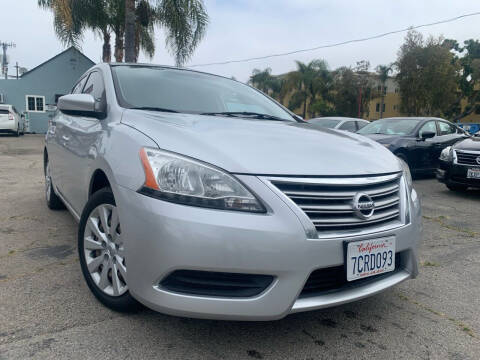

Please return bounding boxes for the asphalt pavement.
[1,135,479,359]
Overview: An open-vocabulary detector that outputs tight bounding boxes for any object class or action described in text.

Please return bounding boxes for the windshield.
[308,118,341,128]
[357,118,420,135]
[111,66,295,121]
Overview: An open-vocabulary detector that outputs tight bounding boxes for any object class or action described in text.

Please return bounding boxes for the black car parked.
[437,133,480,191]
[357,117,468,174]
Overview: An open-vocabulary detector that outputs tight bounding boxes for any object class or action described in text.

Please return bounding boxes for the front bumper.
[114,176,422,321]
[437,160,480,188]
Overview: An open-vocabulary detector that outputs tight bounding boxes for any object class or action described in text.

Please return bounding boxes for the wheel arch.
[89,169,112,198]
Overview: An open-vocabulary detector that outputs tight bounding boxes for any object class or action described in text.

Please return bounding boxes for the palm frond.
[158,0,209,67]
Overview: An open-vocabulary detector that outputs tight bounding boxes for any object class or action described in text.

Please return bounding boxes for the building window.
[26,95,45,112]
[393,105,399,111]
[395,88,399,93]
[382,103,386,112]
[376,103,380,112]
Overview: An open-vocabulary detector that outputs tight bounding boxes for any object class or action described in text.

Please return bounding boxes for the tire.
[44,158,65,210]
[15,127,20,137]
[446,183,468,192]
[78,188,141,312]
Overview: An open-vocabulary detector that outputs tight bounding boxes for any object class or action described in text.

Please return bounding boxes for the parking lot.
[0,134,479,359]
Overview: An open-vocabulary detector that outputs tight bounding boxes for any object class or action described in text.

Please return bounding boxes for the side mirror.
[58,94,104,119]
[419,131,435,140]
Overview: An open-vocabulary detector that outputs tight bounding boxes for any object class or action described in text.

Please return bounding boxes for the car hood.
[453,136,480,151]
[121,110,402,176]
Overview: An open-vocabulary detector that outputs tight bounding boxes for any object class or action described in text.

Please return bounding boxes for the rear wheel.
[45,158,65,210]
[78,188,141,312]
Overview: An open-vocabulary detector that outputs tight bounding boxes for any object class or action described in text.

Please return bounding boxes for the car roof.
[310,117,368,122]
[380,117,447,122]
[107,62,238,83]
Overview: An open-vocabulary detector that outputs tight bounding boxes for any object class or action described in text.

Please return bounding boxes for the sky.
[1,0,480,82]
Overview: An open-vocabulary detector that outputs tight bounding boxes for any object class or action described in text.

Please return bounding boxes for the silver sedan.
[44,64,421,320]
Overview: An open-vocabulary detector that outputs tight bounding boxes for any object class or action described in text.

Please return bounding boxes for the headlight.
[397,157,412,189]
[139,148,266,213]
[439,146,453,162]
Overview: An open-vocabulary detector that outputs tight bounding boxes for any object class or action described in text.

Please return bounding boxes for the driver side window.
[418,121,437,138]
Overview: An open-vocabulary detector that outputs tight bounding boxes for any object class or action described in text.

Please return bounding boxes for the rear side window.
[339,121,357,132]
[356,121,368,130]
[438,121,456,135]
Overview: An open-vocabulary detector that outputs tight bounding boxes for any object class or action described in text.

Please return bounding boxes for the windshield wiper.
[200,111,289,121]
[129,106,179,113]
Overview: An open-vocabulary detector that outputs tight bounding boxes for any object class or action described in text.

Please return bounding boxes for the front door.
[60,71,106,214]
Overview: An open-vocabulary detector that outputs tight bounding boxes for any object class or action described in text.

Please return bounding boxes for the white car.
[0,104,23,136]
[308,117,369,132]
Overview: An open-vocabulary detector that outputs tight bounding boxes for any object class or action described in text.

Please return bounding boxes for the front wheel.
[446,183,468,192]
[78,188,141,312]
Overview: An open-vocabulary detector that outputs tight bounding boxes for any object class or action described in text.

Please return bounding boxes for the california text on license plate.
[467,168,480,179]
[346,237,396,281]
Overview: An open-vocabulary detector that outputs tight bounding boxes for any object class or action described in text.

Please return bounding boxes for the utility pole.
[0,41,16,80]
[15,62,19,79]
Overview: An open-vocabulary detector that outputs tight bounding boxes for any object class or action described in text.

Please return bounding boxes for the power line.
[188,11,480,68]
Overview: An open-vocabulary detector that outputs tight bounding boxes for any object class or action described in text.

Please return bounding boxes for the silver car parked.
[308,117,369,132]
[45,64,422,320]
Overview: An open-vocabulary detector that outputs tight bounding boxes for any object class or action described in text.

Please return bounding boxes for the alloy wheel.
[83,204,127,296]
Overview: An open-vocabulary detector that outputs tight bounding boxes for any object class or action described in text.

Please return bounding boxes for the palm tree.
[125,0,209,66]
[249,68,274,93]
[287,60,330,118]
[38,0,121,63]
[376,64,392,118]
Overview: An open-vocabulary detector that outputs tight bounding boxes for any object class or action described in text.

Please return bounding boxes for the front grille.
[456,150,480,166]
[271,174,403,234]
[300,252,403,298]
[160,270,274,298]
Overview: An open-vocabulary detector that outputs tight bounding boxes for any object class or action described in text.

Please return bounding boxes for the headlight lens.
[398,157,412,189]
[439,146,453,162]
[139,148,266,213]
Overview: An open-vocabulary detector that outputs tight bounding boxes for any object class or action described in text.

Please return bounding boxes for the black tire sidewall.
[78,188,140,312]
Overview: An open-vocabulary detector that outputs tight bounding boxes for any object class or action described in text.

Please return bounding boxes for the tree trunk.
[380,85,384,119]
[134,23,140,63]
[102,31,112,63]
[124,0,137,63]
[302,95,307,119]
[114,28,124,62]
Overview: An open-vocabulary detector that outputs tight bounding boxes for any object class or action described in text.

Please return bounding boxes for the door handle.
[62,135,70,141]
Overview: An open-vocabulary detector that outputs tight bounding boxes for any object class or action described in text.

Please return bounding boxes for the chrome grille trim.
[455,150,480,166]
[265,173,405,238]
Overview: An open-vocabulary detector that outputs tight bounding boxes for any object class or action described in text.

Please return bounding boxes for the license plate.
[346,237,395,281]
[467,168,480,179]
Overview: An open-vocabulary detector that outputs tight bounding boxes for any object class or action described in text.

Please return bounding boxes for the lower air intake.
[160,270,274,298]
